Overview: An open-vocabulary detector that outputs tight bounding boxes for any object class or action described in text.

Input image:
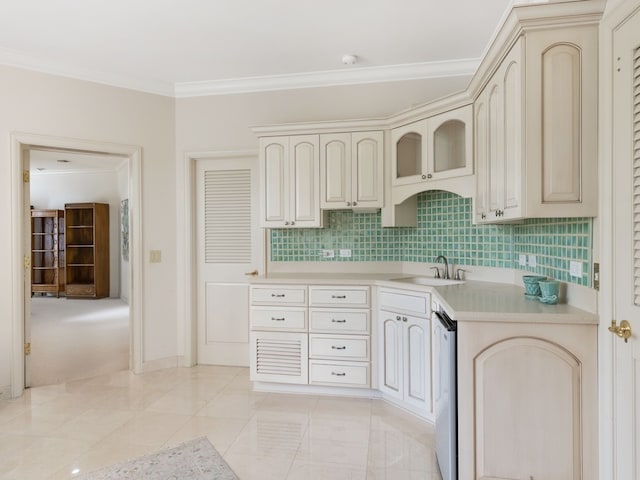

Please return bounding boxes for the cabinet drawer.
[379,288,430,317]
[309,361,370,387]
[309,335,369,361]
[66,284,95,297]
[251,285,307,306]
[309,286,369,307]
[251,307,307,331]
[309,309,369,334]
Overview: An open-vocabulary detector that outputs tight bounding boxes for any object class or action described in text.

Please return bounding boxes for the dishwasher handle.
[434,310,456,332]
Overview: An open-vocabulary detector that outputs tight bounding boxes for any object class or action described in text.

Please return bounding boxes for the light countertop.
[251,273,598,325]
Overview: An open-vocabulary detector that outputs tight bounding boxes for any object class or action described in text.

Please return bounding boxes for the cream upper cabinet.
[474,24,598,223]
[259,135,322,228]
[320,131,383,210]
[458,320,597,480]
[474,37,525,223]
[391,105,473,188]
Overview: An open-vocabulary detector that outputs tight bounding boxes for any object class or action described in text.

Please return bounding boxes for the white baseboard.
[143,356,181,373]
[253,381,381,399]
[0,385,11,400]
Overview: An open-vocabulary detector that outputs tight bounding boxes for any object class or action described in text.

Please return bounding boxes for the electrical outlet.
[321,249,335,258]
[569,261,583,278]
[150,250,162,263]
[528,255,537,268]
[339,249,352,258]
[519,254,527,266]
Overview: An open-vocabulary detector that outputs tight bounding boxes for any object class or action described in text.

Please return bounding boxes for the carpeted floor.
[77,437,238,480]
[29,297,129,386]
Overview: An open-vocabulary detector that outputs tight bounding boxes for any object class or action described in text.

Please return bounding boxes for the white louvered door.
[613,9,640,479]
[196,156,264,366]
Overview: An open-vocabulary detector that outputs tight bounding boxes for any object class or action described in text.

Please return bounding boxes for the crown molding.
[0,46,174,97]
[174,58,481,98]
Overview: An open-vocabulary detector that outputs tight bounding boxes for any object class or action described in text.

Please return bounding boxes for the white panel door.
[613,9,640,479]
[196,156,264,366]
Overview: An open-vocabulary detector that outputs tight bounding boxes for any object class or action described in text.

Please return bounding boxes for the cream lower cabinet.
[259,135,322,228]
[474,24,598,223]
[250,284,371,389]
[308,285,371,388]
[249,285,309,384]
[457,320,597,480]
[378,288,432,419]
[320,131,384,210]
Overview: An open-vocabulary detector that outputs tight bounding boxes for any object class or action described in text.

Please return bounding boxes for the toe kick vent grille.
[256,338,302,375]
[251,332,308,384]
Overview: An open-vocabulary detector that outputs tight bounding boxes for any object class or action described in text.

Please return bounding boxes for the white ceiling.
[0,0,522,97]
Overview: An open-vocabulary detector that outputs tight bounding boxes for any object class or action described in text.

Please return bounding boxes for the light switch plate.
[150,250,162,263]
[321,249,335,258]
[528,255,537,268]
[570,261,583,278]
[518,254,527,266]
[340,249,352,258]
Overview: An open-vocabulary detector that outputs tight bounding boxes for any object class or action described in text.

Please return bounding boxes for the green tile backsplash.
[270,190,593,286]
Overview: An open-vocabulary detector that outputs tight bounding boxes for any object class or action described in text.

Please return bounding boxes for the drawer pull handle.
[331,372,346,377]
[331,345,346,350]
[331,319,347,323]
[271,294,285,298]
[271,317,285,322]
[331,295,347,299]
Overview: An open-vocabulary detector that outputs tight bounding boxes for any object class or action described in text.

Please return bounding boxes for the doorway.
[179,150,264,368]
[9,132,143,398]
[28,148,130,386]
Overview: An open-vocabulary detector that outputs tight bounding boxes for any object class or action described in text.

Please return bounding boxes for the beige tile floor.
[0,366,442,479]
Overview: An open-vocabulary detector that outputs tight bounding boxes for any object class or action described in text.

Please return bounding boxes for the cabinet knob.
[396,315,402,321]
[284,221,290,225]
[402,316,408,322]
[352,202,357,206]
[346,202,352,206]
[481,213,486,220]
[290,221,295,226]
[427,173,432,179]
[421,174,427,180]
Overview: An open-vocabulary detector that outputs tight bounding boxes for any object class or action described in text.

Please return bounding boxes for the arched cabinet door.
[474,336,581,480]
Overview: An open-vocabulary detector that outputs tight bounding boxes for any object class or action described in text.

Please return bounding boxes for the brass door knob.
[609,319,632,343]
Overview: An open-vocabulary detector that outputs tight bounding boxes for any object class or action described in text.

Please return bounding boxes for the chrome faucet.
[435,255,450,279]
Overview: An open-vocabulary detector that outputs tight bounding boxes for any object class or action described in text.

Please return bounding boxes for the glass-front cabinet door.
[426,105,473,180]
[391,119,428,187]
[391,105,473,188]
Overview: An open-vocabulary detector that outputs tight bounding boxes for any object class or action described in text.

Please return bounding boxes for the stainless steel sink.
[391,276,464,286]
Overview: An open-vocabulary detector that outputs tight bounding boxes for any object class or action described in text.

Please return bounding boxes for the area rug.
[78,437,238,479]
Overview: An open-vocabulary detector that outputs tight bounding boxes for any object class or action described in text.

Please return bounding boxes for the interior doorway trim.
[178,149,259,368]
[10,132,144,398]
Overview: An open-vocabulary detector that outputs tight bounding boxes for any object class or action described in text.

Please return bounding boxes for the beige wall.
[0,65,176,391]
[175,77,470,152]
[0,63,463,391]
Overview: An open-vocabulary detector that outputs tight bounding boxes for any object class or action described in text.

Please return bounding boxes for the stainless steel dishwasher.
[433,304,457,480]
